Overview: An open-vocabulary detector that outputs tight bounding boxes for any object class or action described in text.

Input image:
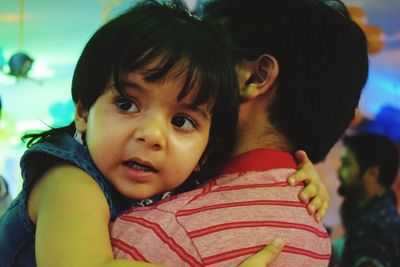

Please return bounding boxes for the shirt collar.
[219,148,297,175]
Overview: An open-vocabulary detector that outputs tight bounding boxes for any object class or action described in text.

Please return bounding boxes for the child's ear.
[74,101,88,133]
[240,54,279,100]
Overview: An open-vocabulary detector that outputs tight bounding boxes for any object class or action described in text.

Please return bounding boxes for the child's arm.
[288,150,330,221]
[29,164,166,267]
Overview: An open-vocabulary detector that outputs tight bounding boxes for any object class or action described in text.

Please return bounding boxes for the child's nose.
[134,115,166,150]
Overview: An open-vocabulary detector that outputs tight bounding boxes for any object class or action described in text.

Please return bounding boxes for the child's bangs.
[115,46,220,110]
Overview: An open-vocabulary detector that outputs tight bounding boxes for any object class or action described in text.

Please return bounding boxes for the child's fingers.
[288,170,308,185]
[287,166,316,185]
[315,201,329,222]
[239,238,284,267]
[290,149,330,221]
[299,183,318,203]
[288,151,317,186]
[307,195,322,215]
[307,196,329,221]
[294,150,308,166]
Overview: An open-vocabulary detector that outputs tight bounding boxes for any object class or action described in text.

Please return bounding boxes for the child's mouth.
[123,160,158,173]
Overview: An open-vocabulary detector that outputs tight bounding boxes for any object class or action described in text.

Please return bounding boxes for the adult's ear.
[364,166,380,180]
[363,166,385,195]
[74,101,88,133]
[239,54,279,100]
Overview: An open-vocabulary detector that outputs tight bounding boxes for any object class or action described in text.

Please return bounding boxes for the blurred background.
[0,0,399,243]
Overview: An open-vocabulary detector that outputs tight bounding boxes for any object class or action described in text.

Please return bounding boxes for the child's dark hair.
[23,0,238,192]
[204,0,369,162]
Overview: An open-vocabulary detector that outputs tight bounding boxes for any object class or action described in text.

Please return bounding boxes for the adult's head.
[338,133,399,200]
[203,0,369,162]
[25,0,238,192]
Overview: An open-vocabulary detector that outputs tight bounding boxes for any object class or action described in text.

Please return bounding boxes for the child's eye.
[171,115,197,131]
[115,97,139,113]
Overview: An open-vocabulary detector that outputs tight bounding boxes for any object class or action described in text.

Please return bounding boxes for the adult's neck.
[232,88,294,157]
[232,117,293,156]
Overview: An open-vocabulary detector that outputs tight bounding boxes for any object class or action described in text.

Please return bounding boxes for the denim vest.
[0,133,135,267]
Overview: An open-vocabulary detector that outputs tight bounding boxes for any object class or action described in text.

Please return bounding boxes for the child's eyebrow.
[121,81,145,93]
[179,102,211,120]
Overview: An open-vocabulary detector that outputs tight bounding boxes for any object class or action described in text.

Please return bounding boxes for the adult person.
[337,133,400,267]
[110,0,369,266]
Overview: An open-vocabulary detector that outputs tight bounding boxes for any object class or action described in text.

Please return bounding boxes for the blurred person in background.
[337,133,400,267]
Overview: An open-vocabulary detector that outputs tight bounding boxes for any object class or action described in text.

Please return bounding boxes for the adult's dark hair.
[23,0,238,192]
[203,0,369,162]
[343,133,399,190]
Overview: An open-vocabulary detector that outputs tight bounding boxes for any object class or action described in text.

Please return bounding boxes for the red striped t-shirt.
[111,149,331,266]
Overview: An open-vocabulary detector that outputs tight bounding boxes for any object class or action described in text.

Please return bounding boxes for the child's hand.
[288,150,330,222]
[238,238,284,267]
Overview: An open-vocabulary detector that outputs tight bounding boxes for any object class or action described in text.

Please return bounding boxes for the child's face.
[75,70,212,200]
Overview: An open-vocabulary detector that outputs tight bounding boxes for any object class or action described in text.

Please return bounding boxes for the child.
[0,1,327,267]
